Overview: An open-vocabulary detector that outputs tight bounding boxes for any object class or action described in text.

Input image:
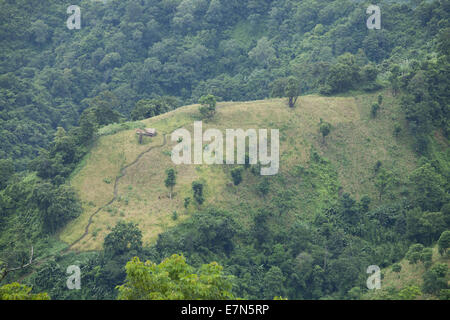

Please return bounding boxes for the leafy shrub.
[231,167,243,186]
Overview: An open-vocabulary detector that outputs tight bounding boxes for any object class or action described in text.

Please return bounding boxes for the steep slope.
[60,91,418,251]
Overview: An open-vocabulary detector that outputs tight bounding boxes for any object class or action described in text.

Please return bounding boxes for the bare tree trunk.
[288,96,298,108]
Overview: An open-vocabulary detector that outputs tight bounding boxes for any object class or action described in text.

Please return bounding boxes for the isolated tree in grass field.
[192,181,204,205]
[286,76,301,108]
[378,94,383,105]
[231,167,243,185]
[319,118,331,144]
[199,94,217,120]
[184,197,191,209]
[371,103,380,118]
[165,168,176,199]
[270,76,301,108]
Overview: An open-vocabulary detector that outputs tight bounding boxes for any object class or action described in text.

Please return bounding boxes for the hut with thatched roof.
[136,128,157,143]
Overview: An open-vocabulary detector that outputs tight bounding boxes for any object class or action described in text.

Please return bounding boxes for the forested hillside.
[0,0,449,300]
[1,0,448,168]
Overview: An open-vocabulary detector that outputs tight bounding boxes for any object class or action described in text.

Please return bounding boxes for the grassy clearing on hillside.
[363,247,450,300]
[61,93,418,251]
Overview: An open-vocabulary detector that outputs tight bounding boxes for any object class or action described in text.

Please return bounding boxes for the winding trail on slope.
[63,133,168,253]
[16,133,169,281]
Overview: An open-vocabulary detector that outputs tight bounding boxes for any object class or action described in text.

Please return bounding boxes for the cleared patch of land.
[60,92,417,251]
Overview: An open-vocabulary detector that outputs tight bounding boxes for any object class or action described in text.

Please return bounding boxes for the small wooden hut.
[136,128,157,143]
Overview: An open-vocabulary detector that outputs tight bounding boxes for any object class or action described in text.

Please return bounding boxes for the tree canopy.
[117,254,235,300]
